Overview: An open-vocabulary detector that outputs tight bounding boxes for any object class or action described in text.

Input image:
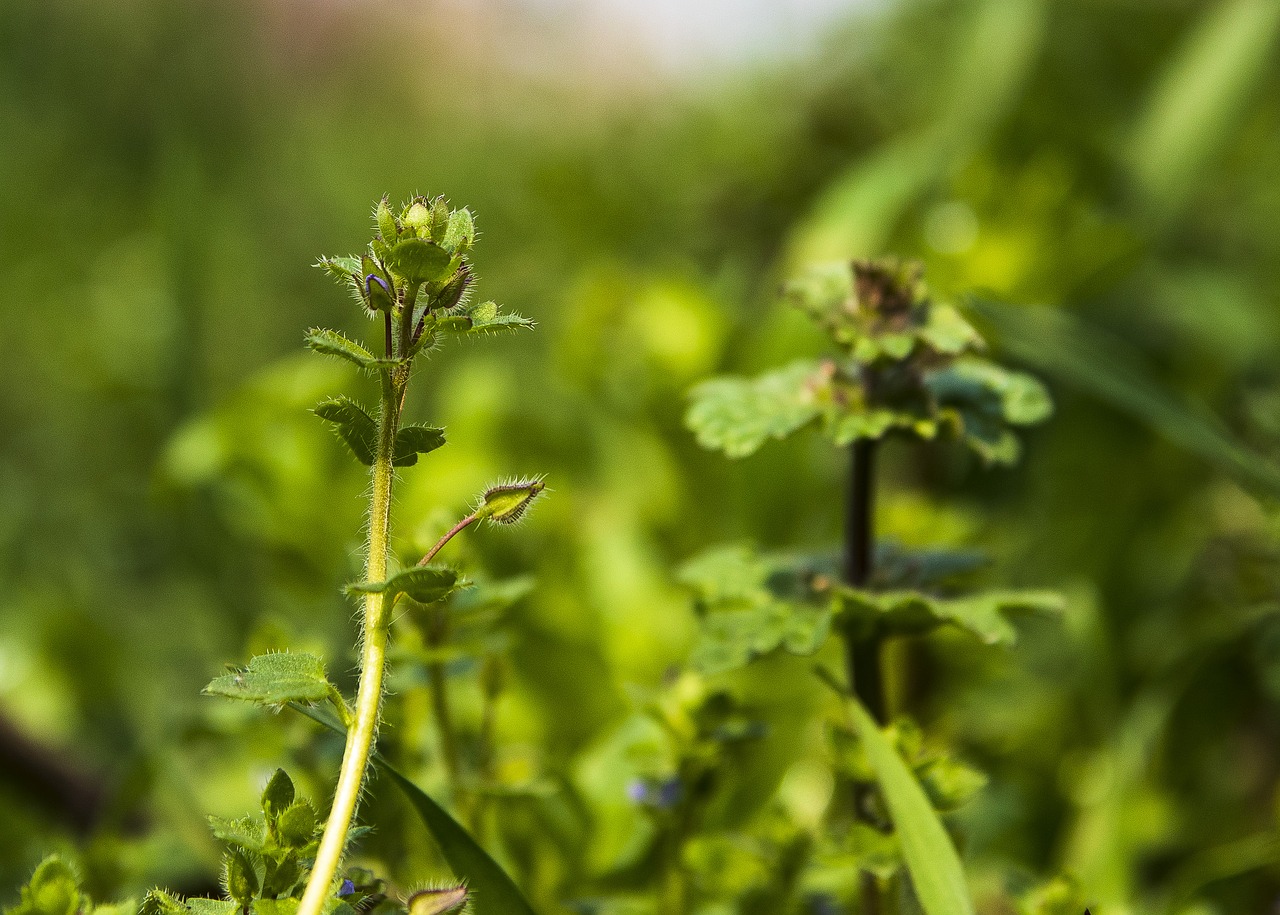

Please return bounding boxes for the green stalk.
[298,379,401,915]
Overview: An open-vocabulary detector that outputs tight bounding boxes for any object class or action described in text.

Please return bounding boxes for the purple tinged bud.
[365,274,390,297]
[339,880,355,898]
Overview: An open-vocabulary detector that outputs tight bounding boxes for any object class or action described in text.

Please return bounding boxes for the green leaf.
[207,815,266,854]
[225,850,258,906]
[375,195,398,242]
[277,801,319,849]
[387,237,452,285]
[445,301,536,335]
[849,698,975,915]
[291,704,539,915]
[306,328,399,372]
[139,891,189,915]
[317,255,361,283]
[204,652,334,707]
[393,424,446,467]
[183,901,236,915]
[347,565,463,606]
[686,361,822,458]
[407,888,468,915]
[680,546,833,674]
[314,396,378,465]
[839,588,1063,646]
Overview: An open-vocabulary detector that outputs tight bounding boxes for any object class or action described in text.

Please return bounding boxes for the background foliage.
[3,0,1280,912]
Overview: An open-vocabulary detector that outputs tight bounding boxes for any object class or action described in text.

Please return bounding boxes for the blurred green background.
[3,0,1280,912]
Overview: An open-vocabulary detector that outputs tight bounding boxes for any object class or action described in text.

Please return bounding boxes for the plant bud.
[403,198,432,236]
[435,267,471,312]
[475,478,545,525]
[260,768,295,821]
[408,885,468,915]
[376,195,398,242]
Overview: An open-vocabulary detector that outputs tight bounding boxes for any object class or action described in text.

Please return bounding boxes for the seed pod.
[475,477,546,525]
[408,885,468,915]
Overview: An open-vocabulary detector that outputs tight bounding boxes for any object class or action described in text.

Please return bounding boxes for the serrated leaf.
[347,565,463,606]
[317,255,361,283]
[686,361,823,459]
[692,600,832,676]
[314,396,378,465]
[204,652,333,706]
[184,901,236,915]
[450,301,535,335]
[387,237,452,285]
[849,697,975,915]
[140,890,189,915]
[207,815,266,853]
[393,424,446,467]
[839,588,1064,646]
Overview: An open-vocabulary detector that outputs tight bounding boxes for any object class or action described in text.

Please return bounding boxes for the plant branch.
[418,512,479,567]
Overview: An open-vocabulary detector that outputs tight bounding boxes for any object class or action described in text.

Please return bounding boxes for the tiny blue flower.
[625,779,649,804]
[338,879,355,897]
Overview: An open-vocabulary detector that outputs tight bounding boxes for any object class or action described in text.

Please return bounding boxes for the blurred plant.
[684,259,1063,914]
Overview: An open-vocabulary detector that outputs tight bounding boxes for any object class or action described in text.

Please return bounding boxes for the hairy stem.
[298,380,401,915]
[418,512,478,567]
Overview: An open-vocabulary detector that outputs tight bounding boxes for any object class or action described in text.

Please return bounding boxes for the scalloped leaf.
[204,652,333,707]
[394,424,446,466]
[686,361,823,459]
[314,396,377,465]
[347,564,463,606]
[680,546,834,674]
[838,587,1064,646]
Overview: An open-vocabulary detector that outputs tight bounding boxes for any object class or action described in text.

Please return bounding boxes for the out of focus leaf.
[680,546,833,674]
[204,652,333,707]
[1129,0,1280,216]
[848,697,975,915]
[685,361,822,458]
[838,587,1063,646]
[789,0,1046,262]
[971,299,1280,496]
[5,856,84,915]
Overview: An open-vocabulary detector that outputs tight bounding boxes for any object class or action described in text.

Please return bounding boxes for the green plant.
[683,259,1064,915]
[4,196,543,915]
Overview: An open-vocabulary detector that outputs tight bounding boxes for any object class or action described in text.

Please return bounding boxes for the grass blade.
[291,703,538,915]
[848,697,975,915]
[971,299,1280,497]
